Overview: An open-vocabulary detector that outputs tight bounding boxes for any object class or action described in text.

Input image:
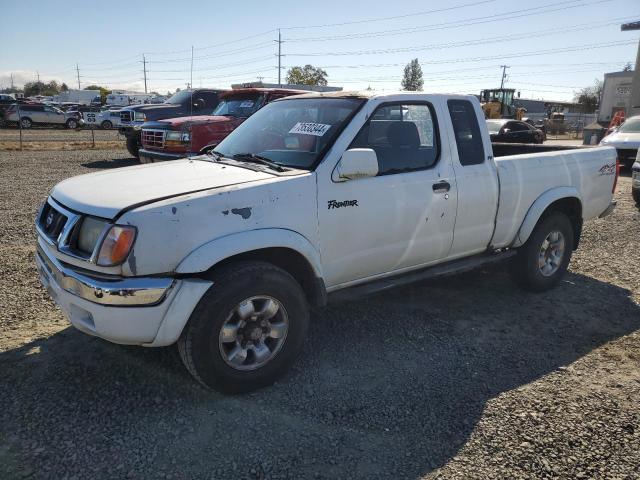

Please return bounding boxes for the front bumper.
[36,243,212,346]
[632,163,640,203]
[139,148,186,163]
[118,123,143,135]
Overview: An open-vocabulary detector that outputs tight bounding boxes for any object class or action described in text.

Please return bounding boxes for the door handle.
[432,180,450,193]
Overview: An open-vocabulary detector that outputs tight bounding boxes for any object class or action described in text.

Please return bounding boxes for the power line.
[279,0,500,30]
[284,0,610,42]
[285,20,629,57]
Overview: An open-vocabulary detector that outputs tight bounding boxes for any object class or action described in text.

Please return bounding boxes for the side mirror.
[193,98,205,110]
[333,148,379,182]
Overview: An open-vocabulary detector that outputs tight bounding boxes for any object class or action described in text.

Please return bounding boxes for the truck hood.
[159,115,237,128]
[121,103,180,113]
[51,159,275,219]
[601,131,640,148]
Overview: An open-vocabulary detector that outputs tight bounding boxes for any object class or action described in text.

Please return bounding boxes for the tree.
[401,59,423,91]
[61,83,69,92]
[84,84,110,103]
[286,65,328,86]
[573,79,603,113]
[623,62,633,72]
[23,80,61,97]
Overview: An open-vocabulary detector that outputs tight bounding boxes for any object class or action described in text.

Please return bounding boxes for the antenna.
[189,46,194,157]
[76,63,81,89]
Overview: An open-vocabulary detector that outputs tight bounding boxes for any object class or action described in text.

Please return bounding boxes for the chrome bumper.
[598,201,617,219]
[36,245,174,306]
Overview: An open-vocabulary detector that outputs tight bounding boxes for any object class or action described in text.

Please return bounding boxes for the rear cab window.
[447,99,485,166]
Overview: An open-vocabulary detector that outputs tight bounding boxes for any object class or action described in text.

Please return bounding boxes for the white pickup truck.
[36,92,618,393]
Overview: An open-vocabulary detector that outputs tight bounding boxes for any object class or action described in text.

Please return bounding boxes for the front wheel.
[178,261,309,393]
[510,212,574,292]
[101,120,113,129]
[66,119,78,129]
[126,135,140,158]
[20,117,32,129]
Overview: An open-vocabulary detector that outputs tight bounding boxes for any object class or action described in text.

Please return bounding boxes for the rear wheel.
[511,212,574,292]
[126,135,140,158]
[20,117,32,129]
[66,118,78,129]
[178,261,309,394]
[632,188,640,206]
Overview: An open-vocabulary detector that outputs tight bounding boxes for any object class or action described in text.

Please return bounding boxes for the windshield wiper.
[232,153,287,172]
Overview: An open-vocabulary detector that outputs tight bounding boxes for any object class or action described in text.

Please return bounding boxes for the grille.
[142,129,165,148]
[120,111,133,123]
[39,203,68,242]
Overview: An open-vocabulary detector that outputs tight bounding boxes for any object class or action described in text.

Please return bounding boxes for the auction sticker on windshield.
[289,122,332,136]
[239,101,254,108]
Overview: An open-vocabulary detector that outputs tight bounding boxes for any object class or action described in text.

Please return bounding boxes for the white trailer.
[55,90,101,105]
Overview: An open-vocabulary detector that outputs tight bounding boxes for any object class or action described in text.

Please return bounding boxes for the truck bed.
[490,145,617,248]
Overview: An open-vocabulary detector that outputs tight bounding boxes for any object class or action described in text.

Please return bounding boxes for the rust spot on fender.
[231,207,252,219]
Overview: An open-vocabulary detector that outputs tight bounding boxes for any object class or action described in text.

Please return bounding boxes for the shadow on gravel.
[81,157,138,169]
[1,267,639,479]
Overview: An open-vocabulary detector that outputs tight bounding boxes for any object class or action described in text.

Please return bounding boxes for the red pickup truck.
[138,88,307,163]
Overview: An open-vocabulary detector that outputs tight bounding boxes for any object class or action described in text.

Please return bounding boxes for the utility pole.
[621,21,640,116]
[277,29,283,87]
[10,73,14,90]
[142,54,148,94]
[36,71,40,83]
[190,46,194,92]
[76,63,81,89]
[499,65,509,90]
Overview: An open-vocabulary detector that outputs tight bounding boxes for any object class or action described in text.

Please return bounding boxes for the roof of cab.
[279,90,477,101]
[221,88,314,98]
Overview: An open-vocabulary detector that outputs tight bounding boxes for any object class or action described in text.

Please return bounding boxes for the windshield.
[213,97,364,170]
[165,90,195,105]
[618,118,640,133]
[212,95,264,117]
[486,120,504,134]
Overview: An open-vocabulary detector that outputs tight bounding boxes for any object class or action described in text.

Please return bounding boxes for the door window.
[507,122,528,132]
[349,103,439,175]
[447,100,485,166]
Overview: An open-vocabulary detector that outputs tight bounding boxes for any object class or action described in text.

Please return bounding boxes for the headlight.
[165,131,190,142]
[77,217,107,254]
[134,112,146,121]
[96,225,137,266]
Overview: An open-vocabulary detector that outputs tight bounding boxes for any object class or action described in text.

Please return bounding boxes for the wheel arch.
[176,229,327,307]
[513,187,583,249]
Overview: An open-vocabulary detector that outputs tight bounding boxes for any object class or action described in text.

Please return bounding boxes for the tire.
[20,117,32,129]
[101,120,113,129]
[126,135,140,158]
[177,261,309,394]
[66,119,78,129]
[633,188,640,207]
[510,212,574,292]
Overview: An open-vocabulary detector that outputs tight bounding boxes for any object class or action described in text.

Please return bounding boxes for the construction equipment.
[480,88,526,120]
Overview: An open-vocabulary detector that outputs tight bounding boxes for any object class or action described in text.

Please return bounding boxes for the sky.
[1,0,639,101]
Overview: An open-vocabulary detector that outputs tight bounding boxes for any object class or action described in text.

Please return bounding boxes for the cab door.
[317,99,457,288]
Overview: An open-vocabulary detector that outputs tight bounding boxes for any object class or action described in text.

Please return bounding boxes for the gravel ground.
[0,127,122,142]
[0,149,639,480]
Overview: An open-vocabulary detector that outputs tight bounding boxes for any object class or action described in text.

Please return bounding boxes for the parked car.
[35,92,617,393]
[600,115,640,168]
[138,88,308,163]
[118,89,226,158]
[487,119,544,144]
[4,104,82,129]
[632,149,639,205]
[80,106,122,129]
